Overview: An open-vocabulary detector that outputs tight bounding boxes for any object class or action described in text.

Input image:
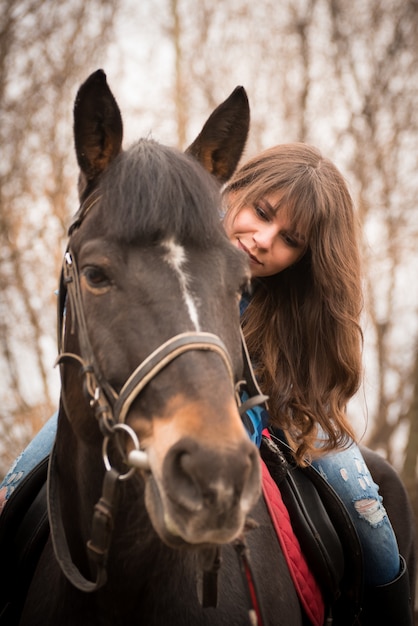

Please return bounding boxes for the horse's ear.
[73,69,123,187]
[185,87,250,183]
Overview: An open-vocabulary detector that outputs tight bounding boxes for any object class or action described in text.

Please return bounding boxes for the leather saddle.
[260,431,364,624]
[0,456,49,625]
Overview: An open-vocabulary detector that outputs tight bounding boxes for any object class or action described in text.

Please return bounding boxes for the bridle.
[57,248,239,469]
[48,192,268,623]
[55,191,267,465]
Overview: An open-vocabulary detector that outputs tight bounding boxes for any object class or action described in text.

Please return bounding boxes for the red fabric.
[261,458,325,626]
[243,555,264,626]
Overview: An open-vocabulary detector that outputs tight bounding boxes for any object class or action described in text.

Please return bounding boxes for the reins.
[49,193,268,624]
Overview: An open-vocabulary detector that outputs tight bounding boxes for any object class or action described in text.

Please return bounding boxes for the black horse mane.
[98,138,225,247]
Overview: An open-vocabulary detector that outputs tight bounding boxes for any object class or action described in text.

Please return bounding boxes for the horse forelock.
[97,138,224,246]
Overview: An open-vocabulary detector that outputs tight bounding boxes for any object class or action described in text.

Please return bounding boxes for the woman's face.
[223,191,307,278]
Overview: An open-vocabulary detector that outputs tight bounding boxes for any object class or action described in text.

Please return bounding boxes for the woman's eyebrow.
[263,198,277,214]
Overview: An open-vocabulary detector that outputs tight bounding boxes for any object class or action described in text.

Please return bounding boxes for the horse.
[5,70,416,626]
[14,70,306,626]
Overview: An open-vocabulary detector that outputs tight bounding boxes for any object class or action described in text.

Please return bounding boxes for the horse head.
[56,70,260,552]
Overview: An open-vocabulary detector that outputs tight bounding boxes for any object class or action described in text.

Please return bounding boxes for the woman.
[0,143,412,623]
[222,143,411,623]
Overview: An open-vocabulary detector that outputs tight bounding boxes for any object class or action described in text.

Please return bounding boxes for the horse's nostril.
[179,451,194,475]
[168,450,203,512]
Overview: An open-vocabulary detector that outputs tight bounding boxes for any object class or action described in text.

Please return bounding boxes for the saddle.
[0,456,49,626]
[260,432,363,624]
[0,443,363,626]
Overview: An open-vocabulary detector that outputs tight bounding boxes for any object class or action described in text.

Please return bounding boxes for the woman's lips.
[238,240,262,265]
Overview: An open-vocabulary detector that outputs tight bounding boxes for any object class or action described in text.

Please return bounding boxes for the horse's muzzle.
[144,436,261,547]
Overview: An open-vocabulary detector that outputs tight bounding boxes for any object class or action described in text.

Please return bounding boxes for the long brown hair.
[224,143,363,463]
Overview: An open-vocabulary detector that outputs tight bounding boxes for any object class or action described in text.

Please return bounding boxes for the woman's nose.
[253,225,276,250]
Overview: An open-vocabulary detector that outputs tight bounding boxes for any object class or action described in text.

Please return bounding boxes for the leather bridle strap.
[238,327,269,415]
[59,249,117,408]
[47,445,117,592]
[114,332,235,424]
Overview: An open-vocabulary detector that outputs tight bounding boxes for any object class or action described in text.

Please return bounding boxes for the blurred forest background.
[1,0,417,536]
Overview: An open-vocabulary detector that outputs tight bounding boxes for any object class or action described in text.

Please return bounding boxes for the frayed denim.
[0,413,58,512]
[312,443,400,586]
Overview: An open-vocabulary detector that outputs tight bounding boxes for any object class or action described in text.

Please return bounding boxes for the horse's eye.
[83,266,110,288]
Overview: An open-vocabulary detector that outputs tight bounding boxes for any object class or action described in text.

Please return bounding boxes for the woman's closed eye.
[254,202,271,221]
[281,232,301,248]
[282,229,307,252]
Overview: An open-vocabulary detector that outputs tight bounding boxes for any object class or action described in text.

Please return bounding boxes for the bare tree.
[324,0,418,472]
[142,0,418,492]
[2,0,417,501]
[0,0,119,474]
[114,0,418,475]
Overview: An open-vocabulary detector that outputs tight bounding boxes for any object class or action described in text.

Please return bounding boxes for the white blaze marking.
[162,239,201,330]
